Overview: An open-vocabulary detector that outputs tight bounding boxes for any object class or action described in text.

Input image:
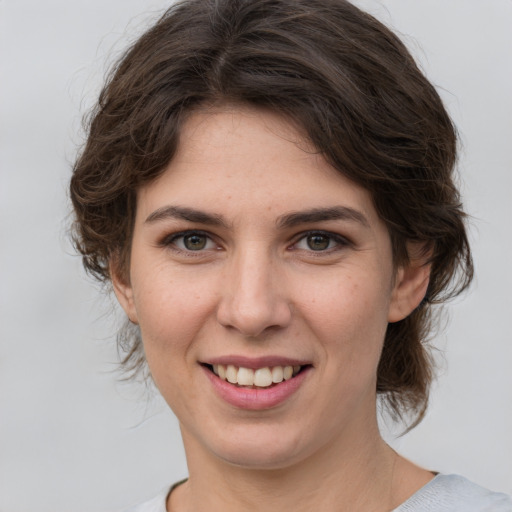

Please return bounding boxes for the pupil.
[307,234,329,251]
[184,234,206,250]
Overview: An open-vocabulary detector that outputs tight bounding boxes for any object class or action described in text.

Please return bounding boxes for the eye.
[181,233,210,251]
[162,231,218,252]
[293,231,347,252]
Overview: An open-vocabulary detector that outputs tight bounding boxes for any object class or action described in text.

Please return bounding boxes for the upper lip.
[202,355,312,369]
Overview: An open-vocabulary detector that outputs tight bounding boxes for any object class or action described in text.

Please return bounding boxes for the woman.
[70,0,511,510]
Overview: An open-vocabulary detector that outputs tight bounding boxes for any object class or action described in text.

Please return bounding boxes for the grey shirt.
[393,474,512,511]
[124,474,512,512]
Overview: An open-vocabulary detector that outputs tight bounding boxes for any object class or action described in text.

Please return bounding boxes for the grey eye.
[163,230,218,252]
[293,231,347,253]
[183,234,208,250]
[306,234,331,251]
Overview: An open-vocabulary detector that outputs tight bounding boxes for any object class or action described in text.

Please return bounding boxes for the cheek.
[297,271,391,358]
[130,272,214,402]
[130,263,217,355]
[302,270,389,321]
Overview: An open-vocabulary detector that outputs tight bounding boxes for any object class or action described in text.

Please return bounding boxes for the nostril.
[216,298,293,338]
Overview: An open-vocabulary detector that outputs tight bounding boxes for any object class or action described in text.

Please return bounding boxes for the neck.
[171,419,400,512]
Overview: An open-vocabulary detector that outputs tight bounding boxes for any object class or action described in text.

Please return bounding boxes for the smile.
[211,364,303,388]
[201,359,312,410]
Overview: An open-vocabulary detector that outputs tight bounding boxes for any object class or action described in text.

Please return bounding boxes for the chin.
[203,425,314,471]
[217,446,302,471]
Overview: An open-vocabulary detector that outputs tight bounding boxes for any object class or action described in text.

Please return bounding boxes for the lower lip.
[202,366,311,410]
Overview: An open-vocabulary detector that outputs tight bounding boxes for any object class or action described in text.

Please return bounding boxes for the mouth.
[202,363,309,389]
[200,358,312,410]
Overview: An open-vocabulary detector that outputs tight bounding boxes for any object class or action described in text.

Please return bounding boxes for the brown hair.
[70,0,473,426]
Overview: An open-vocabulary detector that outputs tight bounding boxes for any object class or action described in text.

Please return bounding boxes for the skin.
[113,106,433,511]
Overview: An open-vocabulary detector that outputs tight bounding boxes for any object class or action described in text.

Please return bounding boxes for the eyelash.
[159,230,219,254]
[290,230,350,254]
[159,229,350,255]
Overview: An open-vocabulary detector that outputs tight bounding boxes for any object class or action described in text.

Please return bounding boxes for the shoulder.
[121,487,170,512]
[394,474,512,512]
[120,479,186,512]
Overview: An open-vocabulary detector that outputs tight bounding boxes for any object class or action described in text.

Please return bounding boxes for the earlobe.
[388,246,432,323]
[110,261,139,324]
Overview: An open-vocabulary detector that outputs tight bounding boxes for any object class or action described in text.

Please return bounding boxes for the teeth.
[212,364,302,387]
[283,366,293,380]
[226,364,238,384]
[254,367,273,387]
[271,366,284,383]
[237,367,254,386]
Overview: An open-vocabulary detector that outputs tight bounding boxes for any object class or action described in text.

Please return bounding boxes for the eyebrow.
[145,205,230,228]
[276,206,370,229]
[145,205,370,229]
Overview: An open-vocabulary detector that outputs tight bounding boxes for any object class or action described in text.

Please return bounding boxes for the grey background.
[1,1,511,511]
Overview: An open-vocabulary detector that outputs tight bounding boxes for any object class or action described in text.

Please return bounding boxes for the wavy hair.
[70,0,473,426]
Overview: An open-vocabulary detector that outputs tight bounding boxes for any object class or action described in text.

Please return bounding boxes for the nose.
[216,245,292,338]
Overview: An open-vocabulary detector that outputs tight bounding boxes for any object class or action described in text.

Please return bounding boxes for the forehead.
[136,106,379,226]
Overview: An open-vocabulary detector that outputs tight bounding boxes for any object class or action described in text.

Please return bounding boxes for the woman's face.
[114,106,426,469]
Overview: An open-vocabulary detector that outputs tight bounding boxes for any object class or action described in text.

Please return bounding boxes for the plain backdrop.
[1,1,511,511]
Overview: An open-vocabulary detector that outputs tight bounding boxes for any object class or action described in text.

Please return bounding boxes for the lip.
[201,362,311,410]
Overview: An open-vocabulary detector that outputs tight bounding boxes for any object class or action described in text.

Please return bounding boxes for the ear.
[110,259,139,324]
[388,243,432,323]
